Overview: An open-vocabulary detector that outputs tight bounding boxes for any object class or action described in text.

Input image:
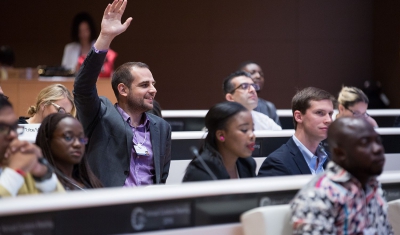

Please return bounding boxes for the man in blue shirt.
[258,87,335,177]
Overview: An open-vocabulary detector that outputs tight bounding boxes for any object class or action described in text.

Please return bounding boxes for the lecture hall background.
[1,0,399,110]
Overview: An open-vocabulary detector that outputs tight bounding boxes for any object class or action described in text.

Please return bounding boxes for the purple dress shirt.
[116,105,155,187]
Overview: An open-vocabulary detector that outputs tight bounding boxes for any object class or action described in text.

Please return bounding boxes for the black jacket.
[182,146,256,182]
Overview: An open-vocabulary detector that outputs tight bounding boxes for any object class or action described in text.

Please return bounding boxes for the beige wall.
[1,0,381,109]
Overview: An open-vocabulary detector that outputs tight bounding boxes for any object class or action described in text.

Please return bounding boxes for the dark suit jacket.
[254,98,281,126]
[258,137,329,177]
[182,147,256,182]
[73,49,171,187]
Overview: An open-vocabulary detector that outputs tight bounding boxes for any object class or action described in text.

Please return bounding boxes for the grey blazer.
[73,49,171,187]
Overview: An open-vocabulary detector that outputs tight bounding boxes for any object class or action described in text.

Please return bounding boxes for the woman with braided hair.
[35,113,102,190]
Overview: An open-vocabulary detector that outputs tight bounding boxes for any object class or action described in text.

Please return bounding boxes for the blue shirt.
[292,135,327,175]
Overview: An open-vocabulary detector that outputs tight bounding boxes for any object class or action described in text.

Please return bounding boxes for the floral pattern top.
[290,161,393,235]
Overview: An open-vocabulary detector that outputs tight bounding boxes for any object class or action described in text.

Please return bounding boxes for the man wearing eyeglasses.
[223,71,282,130]
[258,87,335,177]
[0,95,63,196]
[239,62,281,126]
[73,0,171,187]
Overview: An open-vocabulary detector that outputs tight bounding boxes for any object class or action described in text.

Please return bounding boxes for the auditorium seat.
[388,199,400,234]
[240,204,292,235]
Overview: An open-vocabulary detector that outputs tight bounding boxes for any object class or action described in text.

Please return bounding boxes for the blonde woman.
[18,84,75,124]
[336,86,378,128]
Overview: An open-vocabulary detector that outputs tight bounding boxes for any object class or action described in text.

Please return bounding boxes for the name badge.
[134,144,149,156]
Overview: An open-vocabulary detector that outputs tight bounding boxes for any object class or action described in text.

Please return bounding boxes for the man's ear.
[225,93,234,102]
[293,110,302,124]
[117,83,128,97]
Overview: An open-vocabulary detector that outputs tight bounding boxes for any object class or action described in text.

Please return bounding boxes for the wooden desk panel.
[0,78,116,116]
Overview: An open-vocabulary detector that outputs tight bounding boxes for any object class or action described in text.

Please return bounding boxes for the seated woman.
[62,12,117,78]
[336,86,378,128]
[183,102,257,182]
[18,84,76,124]
[35,113,103,190]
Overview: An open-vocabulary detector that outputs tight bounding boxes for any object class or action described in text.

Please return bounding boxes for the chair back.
[241,204,292,235]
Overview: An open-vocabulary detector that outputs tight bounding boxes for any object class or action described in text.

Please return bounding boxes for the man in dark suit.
[258,87,335,177]
[73,0,171,187]
[239,61,281,126]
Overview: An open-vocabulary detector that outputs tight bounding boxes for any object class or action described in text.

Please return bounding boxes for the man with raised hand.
[73,0,171,187]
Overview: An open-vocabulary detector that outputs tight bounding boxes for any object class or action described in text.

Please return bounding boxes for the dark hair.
[0,45,15,66]
[146,100,162,118]
[0,94,12,110]
[201,102,248,153]
[292,87,336,130]
[111,62,150,100]
[238,61,258,71]
[35,113,103,189]
[222,71,252,94]
[71,12,97,43]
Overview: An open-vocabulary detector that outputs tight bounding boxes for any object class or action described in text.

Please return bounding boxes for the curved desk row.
[162,109,400,130]
[17,125,400,184]
[1,172,400,235]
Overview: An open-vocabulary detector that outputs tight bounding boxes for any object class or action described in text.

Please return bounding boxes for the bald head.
[327,117,385,184]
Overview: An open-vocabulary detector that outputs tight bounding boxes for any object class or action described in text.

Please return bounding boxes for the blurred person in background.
[18,84,75,124]
[239,61,280,126]
[62,12,117,78]
[336,86,378,128]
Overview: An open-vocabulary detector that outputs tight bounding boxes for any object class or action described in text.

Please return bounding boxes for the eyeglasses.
[51,102,67,114]
[61,134,89,145]
[345,107,370,118]
[230,83,260,93]
[0,122,24,136]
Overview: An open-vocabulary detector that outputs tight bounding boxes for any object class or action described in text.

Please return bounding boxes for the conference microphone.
[190,146,218,181]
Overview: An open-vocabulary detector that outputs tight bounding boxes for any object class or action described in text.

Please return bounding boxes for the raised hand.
[95,0,133,50]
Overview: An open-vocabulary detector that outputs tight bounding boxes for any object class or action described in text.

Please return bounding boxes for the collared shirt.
[116,104,154,187]
[292,135,327,174]
[291,161,393,235]
[251,110,282,131]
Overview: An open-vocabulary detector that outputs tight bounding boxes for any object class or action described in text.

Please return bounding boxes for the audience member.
[73,0,171,187]
[19,84,75,124]
[0,95,64,196]
[291,117,393,234]
[62,12,117,77]
[223,71,281,130]
[336,86,378,128]
[258,87,335,177]
[183,102,256,182]
[35,113,103,191]
[239,61,280,126]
